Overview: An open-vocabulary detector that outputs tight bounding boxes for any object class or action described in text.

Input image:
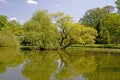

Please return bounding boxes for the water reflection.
[0,62,28,80]
[0,48,120,80]
[0,47,28,80]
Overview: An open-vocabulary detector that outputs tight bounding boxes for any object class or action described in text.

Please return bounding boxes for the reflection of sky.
[50,59,87,80]
[74,75,88,80]
[50,59,65,80]
[59,75,87,80]
[0,62,29,80]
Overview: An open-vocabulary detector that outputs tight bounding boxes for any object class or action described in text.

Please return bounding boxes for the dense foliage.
[0,31,19,47]
[21,10,97,49]
[80,4,120,45]
[22,10,59,50]
[51,12,97,49]
[0,15,21,47]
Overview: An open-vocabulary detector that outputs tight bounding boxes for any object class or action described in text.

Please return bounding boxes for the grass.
[70,44,120,49]
[20,44,120,51]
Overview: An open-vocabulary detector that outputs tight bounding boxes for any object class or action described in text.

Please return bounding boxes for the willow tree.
[23,10,59,50]
[51,12,97,49]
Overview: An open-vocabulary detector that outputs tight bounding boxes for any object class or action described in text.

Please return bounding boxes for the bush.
[0,31,19,47]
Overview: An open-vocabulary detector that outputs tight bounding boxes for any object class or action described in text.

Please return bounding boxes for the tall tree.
[103,13,120,45]
[23,10,59,50]
[0,15,20,47]
[102,5,114,13]
[80,8,106,29]
[96,28,111,44]
[51,12,74,49]
[51,12,97,49]
[80,6,114,44]
[4,20,24,36]
[115,0,120,13]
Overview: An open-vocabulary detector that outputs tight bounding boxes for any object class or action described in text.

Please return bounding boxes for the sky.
[0,0,116,24]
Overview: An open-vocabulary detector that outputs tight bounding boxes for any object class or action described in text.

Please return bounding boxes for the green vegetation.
[70,44,120,49]
[22,10,59,50]
[0,47,25,73]
[0,15,24,47]
[21,10,97,50]
[80,3,120,45]
[0,31,19,47]
[51,12,97,49]
[0,0,120,49]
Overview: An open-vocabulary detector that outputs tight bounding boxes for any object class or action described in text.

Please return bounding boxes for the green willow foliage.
[0,10,98,49]
[51,12,97,49]
[22,10,98,49]
[23,10,60,49]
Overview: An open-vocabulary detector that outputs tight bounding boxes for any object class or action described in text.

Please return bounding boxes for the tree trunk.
[61,41,71,50]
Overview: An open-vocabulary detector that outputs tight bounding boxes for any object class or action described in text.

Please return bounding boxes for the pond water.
[0,47,120,80]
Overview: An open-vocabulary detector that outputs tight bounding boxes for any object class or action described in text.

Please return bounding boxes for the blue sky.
[0,0,116,24]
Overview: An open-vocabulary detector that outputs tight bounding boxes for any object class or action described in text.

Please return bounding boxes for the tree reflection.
[83,51,120,80]
[54,50,97,80]
[22,50,97,80]
[22,50,59,80]
[0,47,25,73]
[1,48,120,80]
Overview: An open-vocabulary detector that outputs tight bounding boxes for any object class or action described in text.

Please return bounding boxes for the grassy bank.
[20,44,120,50]
[70,44,120,49]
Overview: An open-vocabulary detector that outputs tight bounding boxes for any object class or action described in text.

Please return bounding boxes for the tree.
[0,15,20,47]
[23,10,59,50]
[0,31,19,47]
[70,23,98,44]
[51,12,74,49]
[80,8,106,29]
[80,6,114,44]
[115,0,120,13]
[8,20,24,36]
[0,15,8,30]
[51,12,97,49]
[103,13,120,45]
[102,5,114,14]
[96,28,111,44]
[80,6,114,28]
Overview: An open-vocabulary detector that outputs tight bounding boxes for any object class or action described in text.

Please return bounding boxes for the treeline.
[80,0,120,45]
[0,16,23,47]
[0,0,120,49]
[0,11,97,49]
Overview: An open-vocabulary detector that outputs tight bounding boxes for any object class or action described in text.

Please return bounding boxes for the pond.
[0,47,120,80]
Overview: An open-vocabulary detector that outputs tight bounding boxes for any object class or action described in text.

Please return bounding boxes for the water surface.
[0,47,120,80]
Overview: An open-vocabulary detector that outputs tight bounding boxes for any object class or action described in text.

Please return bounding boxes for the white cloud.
[0,0,7,3]
[55,4,60,7]
[9,17,17,21]
[20,20,26,24]
[26,0,38,5]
